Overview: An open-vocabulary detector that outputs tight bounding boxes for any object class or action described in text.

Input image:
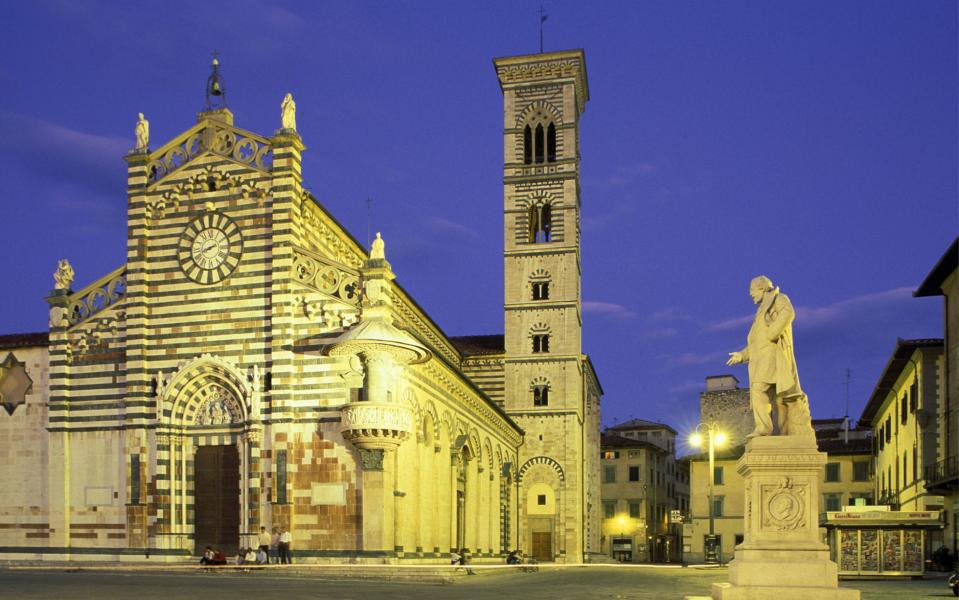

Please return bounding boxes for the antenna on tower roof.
[366,197,374,250]
[843,368,852,443]
[538,4,548,54]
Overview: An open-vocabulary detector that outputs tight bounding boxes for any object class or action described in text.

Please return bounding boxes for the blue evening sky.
[0,1,955,444]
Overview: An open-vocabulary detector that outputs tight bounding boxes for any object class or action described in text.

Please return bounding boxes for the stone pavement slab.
[0,565,948,599]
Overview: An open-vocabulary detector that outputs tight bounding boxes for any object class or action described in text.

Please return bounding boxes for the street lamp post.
[690,422,726,563]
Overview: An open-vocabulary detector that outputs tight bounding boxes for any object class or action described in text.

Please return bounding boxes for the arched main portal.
[518,456,566,562]
[157,356,258,556]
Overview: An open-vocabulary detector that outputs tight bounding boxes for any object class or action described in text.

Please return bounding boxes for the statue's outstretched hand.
[726,352,743,366]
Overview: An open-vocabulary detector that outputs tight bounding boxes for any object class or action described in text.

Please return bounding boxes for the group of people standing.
[256,526,293,564]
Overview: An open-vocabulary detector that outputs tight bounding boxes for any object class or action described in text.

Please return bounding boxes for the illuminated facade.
[0,51,601,563]
[599,421,689,563]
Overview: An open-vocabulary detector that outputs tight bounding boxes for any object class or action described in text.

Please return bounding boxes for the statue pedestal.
[712,436,858,600]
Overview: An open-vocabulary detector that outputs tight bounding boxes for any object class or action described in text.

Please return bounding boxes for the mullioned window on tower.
[528,203,552,243]
[523,122,557,165]
[532,281,550,300]
[532,334,550,353]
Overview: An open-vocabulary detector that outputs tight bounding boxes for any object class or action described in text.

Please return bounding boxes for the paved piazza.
[0,566,947,599]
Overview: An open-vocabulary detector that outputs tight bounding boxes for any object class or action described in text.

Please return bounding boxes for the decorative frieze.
[340,401,413,450]
[291,246,361,307]
[147,124,273,186]
[146,165,268,221]
[300,202,364,269]
[66,267,127,328]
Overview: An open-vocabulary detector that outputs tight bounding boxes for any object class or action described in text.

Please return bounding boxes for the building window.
[532,384,549,406]
[824,494,842,512]
[903,452,909,484]
[532,334,550,353]
[629,501,641,519]
[853,461,870,482]
[603,501,616,519]
[713,466,724,486]
[528,202,552,243]
[878,424,885,450]
[523,125,533,164]
[901,395,908,424]
[825,462,841,483]
[130,455,141,505]
[885,418,891,443]
[910,380,918,413]
[534,124,545,163]
[276,449,288,504]
[532,281,550,300]
[546,122,557,162]
[712,496,724,517]
[602,451,620,460]
[603,465,616,484]
[523,118,557,165]
[537,494,547,506]
[629,465,640,482]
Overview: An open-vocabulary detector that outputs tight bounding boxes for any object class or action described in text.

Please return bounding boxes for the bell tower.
[495,50,599,563]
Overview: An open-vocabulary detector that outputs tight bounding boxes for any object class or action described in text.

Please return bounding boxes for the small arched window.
[523,125,533,165]
[534,124,545,164]
[533,385,549,406]
[530,269,551,300]
[532,334,550,353]
[546,123,556,162]
[531,281,549,300]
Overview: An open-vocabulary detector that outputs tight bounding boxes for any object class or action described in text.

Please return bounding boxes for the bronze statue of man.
[727,275,814,438]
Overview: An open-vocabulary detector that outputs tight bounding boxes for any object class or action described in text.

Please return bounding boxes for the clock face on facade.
[177,212,243,284]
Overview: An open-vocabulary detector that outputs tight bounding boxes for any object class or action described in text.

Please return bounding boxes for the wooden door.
[194,445,240,556]
[531,532,552,562]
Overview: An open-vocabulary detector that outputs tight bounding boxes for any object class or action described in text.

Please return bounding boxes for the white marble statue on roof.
[280,93,296,131]
[135,113,149,151]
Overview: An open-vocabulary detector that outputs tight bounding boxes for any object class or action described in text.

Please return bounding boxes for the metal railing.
[925,456,959,490]
[877,491,900,509]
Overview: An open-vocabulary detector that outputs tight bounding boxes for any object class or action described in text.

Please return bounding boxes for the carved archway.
[518,455,566,483]
[154,354,257,556]
[161,354,252,426]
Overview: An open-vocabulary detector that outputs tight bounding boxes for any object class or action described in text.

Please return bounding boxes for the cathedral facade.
[0,50,601,563]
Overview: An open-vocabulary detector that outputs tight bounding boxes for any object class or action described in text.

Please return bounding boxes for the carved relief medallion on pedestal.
[761,477,807,531]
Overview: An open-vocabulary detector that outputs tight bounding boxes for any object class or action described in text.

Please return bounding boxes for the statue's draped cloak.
[741,288,802,397]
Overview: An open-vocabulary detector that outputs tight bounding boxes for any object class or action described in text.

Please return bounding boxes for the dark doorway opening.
[532,531,552,562]
[194,444,240,556]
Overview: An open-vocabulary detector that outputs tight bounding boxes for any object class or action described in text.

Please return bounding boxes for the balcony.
[340,402,414,450]
[925,457,959,493]
[876,491,900,509]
